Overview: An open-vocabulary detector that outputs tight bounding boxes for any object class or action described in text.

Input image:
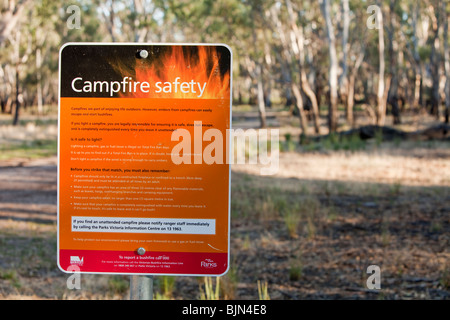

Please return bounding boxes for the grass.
[257,280,270,300]
[289,262,303,282]
[289,249,303,281]
[155,276,176,300]
[283,207,301,239]
[231,180,327,240]
[107,276,129,295]
[200,277,221,300]
[279,133,297,152]
[0,270,21,289]
[221,264,239,300]
[0,113,58,161]
[300,132,367,152]
[0,139,57,160]
[440,266,450,289]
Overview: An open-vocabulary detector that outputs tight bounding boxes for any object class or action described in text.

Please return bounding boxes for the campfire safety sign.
[57,43,232,275]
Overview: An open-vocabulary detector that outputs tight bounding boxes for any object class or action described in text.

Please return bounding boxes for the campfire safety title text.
[71,76,208,97]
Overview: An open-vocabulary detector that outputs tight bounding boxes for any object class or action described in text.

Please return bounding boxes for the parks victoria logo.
[201,258,217,269]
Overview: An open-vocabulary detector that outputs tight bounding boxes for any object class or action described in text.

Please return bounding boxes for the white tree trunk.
[256,64,267,128]
[36,48,43,115]
[376,1,386,126]
[339,0,350,101]
[320,0,339,132]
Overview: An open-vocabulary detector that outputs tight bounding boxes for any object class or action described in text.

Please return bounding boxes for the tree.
[428,0,441,118]
[249,1,269,128]
[0,0,447,133]
[375,0,388,126]
[8,25,32,125]
[339,0,350,117]
[386,0,401,124]
[285,0,320,134]
[0,0,30,44]
[443,0,450,124]
[320,0,339,132]
[410,1,424,109]
[268,2,308,135]
[347,47,365,127]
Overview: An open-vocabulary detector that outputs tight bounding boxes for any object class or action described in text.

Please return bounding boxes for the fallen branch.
[309,124,450,142]
[344,287,381,294]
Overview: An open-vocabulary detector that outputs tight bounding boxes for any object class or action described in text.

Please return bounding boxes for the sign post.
[130,275,153,300]
[57,43,232,285]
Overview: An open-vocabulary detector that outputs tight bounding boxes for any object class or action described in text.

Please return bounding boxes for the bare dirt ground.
[226,147,450,300]
[0,145,448,299]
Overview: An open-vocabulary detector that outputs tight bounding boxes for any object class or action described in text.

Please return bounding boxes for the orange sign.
[58,43,231,275]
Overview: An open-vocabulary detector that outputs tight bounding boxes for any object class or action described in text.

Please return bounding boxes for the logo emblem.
[201,258,217,269]
[70,256,84,266]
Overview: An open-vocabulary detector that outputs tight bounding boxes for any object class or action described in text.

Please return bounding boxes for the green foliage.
[0,270,21,288]
[418,46,432,61]
[283,204,301,238]
[0,139,57,160]
[302,133,366,152]
[289,259,303,281]
[279,132,297,151]
[155,276,176,300]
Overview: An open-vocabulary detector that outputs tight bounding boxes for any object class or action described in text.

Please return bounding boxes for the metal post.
[129,246,153,300]
[130,275,153,300]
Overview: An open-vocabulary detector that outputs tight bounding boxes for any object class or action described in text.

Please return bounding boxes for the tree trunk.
[347,51,365,127]
[102,1,118,42]
[256,64,267,128]
[13,64,20,126]
[411,2,423,109]
[376,1,386,126]
[444,1,450,124]
[281,62,293,109]
[347,76,355,126]
[387,0,401,124]
[339,0,350,109]
[320,0,339,132]
[291,82,308,135]
[429,2,441,118]
[36,47,43,115]
[413,71,422,109]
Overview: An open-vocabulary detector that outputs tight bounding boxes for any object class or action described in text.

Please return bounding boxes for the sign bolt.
[139,50,148,59]
[137,247,146,255]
